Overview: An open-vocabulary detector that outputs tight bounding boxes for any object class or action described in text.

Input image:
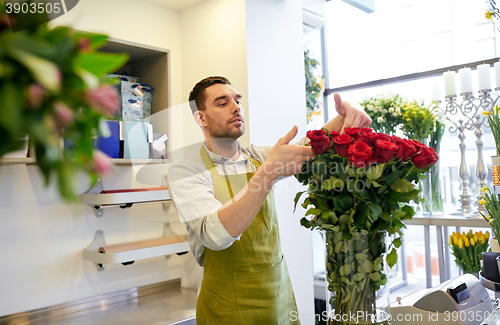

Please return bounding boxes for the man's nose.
[231,100,241,113]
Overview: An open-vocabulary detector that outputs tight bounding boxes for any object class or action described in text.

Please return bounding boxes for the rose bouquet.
[294,127,438,324]
[449,230,489,277]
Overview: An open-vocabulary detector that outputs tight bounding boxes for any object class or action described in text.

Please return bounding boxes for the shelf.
[81,184,171,217]
[111,158,170,165]
[0,157,35,165]
[83,230,190,271]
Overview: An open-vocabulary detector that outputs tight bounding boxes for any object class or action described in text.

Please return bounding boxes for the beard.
[205,115,245,140]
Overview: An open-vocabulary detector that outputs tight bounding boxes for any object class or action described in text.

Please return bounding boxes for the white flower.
[367,104,374,111]
[374,100,381,106]
[382,109,388,114]
[377,116,384,123]
[388,107,394,113]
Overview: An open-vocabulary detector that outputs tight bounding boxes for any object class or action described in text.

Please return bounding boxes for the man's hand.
[263,126,316,178]
[324,93,372,133]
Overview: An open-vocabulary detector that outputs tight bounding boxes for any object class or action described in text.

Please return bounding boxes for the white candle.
[431,78,442,102]
[443,71,456,97]
[477,63,491,91]
[459,67,473,94]
[495,61,500,89]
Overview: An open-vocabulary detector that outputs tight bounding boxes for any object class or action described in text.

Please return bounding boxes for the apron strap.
[199,146,262,202]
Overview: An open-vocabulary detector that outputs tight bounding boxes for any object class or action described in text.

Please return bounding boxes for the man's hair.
[189,76,232,114]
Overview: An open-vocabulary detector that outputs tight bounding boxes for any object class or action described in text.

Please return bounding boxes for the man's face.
[200,83,245,140]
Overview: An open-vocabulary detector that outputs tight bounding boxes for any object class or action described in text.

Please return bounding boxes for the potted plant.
[449,230,490,277]
[485,107,500,185]
[480,185,500,252]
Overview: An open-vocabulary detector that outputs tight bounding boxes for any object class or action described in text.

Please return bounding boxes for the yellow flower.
[473,233,479,243]
[469,229,473,237]
[483,111,493,116]
[486,10,497,22]
[464,237,470,247]
[481,185,489,193]
[486,231,490,239]
[449,236,453,246]
[481,235,486,245]
[470,238,475,246]
[453,235,459,246]
[458,238,463,249]
[480,199,486,206]
[478,231,483,237]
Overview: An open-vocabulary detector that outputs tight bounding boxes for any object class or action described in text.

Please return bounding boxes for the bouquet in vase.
[449,230,489,277]
[295,127,438,324]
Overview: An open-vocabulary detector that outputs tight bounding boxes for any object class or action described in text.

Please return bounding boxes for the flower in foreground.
[92,150,113,175]
[53,102,74,126]
[85,85,120,116]
[307,129,331,154]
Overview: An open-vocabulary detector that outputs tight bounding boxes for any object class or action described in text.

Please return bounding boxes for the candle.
[477,63,491,91]
[495,61,500,89]
[459,67,473,94]
[431,78,442,102]
[443,71,456,97]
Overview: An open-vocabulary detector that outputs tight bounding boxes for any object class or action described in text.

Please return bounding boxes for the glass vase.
[325,230,390,325]
[430,147,444,215]
[417,138,433,215]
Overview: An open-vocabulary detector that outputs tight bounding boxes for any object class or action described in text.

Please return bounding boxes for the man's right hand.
[262,126,316,178]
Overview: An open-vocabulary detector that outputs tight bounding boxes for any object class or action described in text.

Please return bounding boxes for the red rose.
[333,134,354,157]
[373,139,399,163]
[344,127,373,139]
[410,140,427,156]
[307,129,331,154]
[348,142,374,168]
[330,130,340,139]
[392,137,417,161]
[412,146,439,169]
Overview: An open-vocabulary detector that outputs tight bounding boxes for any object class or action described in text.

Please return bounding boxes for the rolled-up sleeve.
[167,162,239,266]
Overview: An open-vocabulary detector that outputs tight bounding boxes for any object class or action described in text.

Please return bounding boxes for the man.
[167,76,371,324]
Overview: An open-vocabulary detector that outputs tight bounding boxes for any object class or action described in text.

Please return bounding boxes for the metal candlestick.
[445,91,492,216]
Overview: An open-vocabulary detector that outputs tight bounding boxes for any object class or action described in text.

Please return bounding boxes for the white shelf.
[0,157,35,165]
[81,189,170,206]
[83,230,190,271]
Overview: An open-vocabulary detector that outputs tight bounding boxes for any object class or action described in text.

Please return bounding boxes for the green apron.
[196,147,300,325]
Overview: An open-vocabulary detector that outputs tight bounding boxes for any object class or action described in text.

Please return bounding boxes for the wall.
[245,0,316,323]
[0,0,187,316]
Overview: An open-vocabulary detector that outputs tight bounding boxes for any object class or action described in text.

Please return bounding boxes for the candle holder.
[445,90,494,217]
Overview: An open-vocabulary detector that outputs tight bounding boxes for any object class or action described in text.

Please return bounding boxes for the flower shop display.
[480,186,500,252]
[449,230,490,277]
[295,127,438,324]
[359,93,405,135]
[0,3,128,201]
[401,101,444,215]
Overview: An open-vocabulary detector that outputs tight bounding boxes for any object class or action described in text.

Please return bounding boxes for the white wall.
[245,0,315,323]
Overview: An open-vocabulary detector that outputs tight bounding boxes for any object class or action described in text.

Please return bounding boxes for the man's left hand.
[334,93,372,133]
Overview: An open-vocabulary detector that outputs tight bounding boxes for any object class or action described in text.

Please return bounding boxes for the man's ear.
[194,110,204,127]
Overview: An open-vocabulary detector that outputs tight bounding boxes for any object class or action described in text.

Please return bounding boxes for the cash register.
[390,274,492,325]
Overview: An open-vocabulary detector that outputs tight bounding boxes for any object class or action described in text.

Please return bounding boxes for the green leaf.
[393,237,402,248]
[293,191,305,212]
[300,217,313,228]
[366,164,385,180]
[0,83,22,134]
[321,211,330,219]
[340,197,353,210]
[390,178,416,193]
[354,273,365,281]
[322,176,344,190]
[76,52,129,76]
[397,189,420,202]
[317,198,330,211]
[74,32,109,50]
[305,208,322,216]
[362,259,373,273]
[369,272,381,282]
[9,48,60,91]
[387,248,398,268]
[371,180,382,187]
[370,203,382,218]
[401,205,416,220]
[339,264,351,276]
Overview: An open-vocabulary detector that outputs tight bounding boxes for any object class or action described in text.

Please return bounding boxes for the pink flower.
[92,150,113,175]
[28,83,44,108]
[85,86,120,116]
[54,102,73,126]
